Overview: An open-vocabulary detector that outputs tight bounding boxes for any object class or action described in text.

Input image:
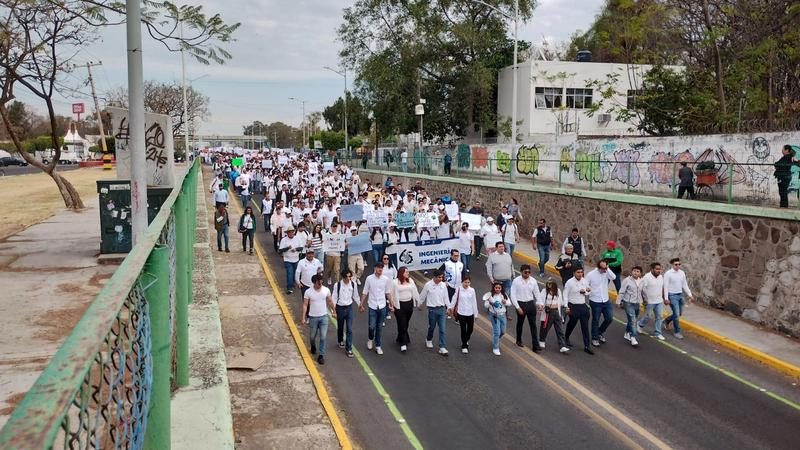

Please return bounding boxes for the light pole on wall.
[323,66,348,154]
[289,97,307,149]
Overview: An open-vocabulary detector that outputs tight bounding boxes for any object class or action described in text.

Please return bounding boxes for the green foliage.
[322,93,371,136]
[308,130,346,151]
[23,135,64,153]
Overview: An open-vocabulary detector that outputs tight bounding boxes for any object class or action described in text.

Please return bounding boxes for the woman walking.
[370,226,386,265]
[451,277,478,353]
[392,267,419,353]
[484,282,512,356]
[539,280,569,353]
[310,224,324,262]
[238,206,256,255]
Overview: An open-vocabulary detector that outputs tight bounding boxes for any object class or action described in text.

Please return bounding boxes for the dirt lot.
[0,167,116,240]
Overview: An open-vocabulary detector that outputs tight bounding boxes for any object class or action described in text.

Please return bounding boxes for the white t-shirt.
[457,230,473,255]
[304,286,331,318]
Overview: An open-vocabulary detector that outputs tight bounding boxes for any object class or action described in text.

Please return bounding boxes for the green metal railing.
[0,160,199,450]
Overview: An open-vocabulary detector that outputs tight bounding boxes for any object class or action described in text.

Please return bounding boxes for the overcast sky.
[16,0,604,135]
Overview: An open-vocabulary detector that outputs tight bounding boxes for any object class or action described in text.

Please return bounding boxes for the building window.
[535,87,563,109]
[627,90,642,109]
[566,88,593,109]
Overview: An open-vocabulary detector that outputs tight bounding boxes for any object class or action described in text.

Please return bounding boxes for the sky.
[16,0,605,135]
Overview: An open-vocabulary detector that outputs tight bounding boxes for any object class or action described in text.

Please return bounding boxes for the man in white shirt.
[637,262,669,340]
[586,260,617,347]
[440,249,464,300]
[296,250,323,301]
[209,174,224,193]
[278,227,305,294]
[333,269,360,357]
[419,270,452,355]
[302,274,336,365]
[213,185,229,208]
[323,222,345,284]
[510,265,542,352]
[359,263,394,355]
[563,268,594,354]
[663,258,694,339]
[400,150,408,172]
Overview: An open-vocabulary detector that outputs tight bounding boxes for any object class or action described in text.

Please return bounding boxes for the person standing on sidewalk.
[296,249,323,302]
[392,267,419,353]
[586,260,617,347]
[400,149,408,172]
[563,268,594,355]
[663,258,694,339]
[278,226,304,294]
[501,216,520,257]
[359,263,394,355]
[486,242,514,298]
[333,269,360,358]
[484,282,512,355]
[419,270,452,356]
[774,145,798,208]
[451,277,478,354]
[601,241,624,292]
[538,279,569,353]
[638,262,669,341]
[214,204,230,252]
[510,264,542,352]
[532,219,554,277]
[617,266,643,347]
[238,206,256,255]
[302,274,336,365]
[443,152,452,174]
[677,162,696,199]
[561,228,587,266]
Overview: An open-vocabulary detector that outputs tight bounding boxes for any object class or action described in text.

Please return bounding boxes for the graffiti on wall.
[456,144,471,169]
[516,145,540,175]
[496,150,511,174]
[472,146,488,169]
[610,144,642,187]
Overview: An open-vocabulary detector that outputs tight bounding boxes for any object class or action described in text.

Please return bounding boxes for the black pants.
[610,266,622,291]
[540,307,566,348]
[515,301,540,348]
[241,229,254,252]
[272,231,281,252]
[458,314,474,348]
[677,185,695,199]
[474,236,483,258]
[444,163,451,174]
[778,178,790,208]
[565,303,590,348]
[395,301,414,345]
[263,213,271,232]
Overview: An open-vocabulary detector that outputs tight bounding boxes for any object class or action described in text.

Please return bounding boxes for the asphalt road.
[227,184,800,450]
[0,164,80,176]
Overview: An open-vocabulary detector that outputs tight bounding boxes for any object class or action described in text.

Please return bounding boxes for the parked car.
[0,156,28,166]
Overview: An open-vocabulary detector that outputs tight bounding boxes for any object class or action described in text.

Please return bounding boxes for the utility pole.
[83,61,112,170]
[180,15,190,160]
[126,0,148,244]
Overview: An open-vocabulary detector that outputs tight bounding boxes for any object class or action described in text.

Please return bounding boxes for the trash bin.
[97,180,174,254]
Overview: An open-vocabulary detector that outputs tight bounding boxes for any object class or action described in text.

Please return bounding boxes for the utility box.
[97,180,174,254]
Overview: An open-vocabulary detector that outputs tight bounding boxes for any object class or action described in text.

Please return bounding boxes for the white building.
[497,58,683,139]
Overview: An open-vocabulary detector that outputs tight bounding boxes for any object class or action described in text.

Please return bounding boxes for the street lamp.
[289,97,307,150]
[468,0,519,183]
[323,65,348,154]
[415,99,425,151]
[183,73,208,156]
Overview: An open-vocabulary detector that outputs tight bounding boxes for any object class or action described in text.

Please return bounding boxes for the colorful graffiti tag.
[610,146,642,187]
[496,150,511,174]
[456,144,471,169]
[516,145,540,175]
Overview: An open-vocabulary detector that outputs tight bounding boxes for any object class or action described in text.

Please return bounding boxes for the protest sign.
[484,232,502,249]
[367,191,383,202]
[322,161,335,173]
[262,159,272,169]
[416,212,439,229]
[395,238,459,271]
[341,204,364,222]
[322,233,345,253]
[308,162,319,174]
[277,156,289,166]
[445,203,459,221]
[346,233,372,254]
[460,212,482,231]
[231,158,243,167]
[394,212,415,229]
[365,210,388,228]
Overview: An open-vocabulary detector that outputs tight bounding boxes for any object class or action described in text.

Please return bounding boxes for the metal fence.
[349,155,797,208]
[0,160,199,449]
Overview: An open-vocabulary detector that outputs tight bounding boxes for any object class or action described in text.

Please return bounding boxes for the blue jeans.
[505,243,515,257]
[498,279,512,297]
[336,304,353,351]
[371,244,384,265]
[667,293,685,333]
[623,302,640,337]
[216,226,229,250]
[590,301,614,339]
[240,194,250,207]
[490,314,507,350]
[308,315,329,356]
[537,246,550,274]
[284,260,297,291]
[401,162,408,172]
[638,302,664,336]
[427,307,447,349]
[460,253,471,272]
[368,306,388,347]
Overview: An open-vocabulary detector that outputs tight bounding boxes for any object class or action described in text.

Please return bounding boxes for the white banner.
[416,212,439,229]
[395,237,458,271]
[308,162,319,174]
[445,203,459,221]
[460,212,482,231]
[484,232,502,249]
[322,161,335,173]
[365,210,388,228]
[109,107,175,186]
[322,233,345,253]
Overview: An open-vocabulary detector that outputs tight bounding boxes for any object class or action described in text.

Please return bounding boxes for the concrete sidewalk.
[511,239,800,375]
[0,197,117,428]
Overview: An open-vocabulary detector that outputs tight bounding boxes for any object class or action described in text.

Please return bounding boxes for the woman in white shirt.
[483,281,512,355]
[456,223,474,272]
[451,277,478,354]
[501,216,520,256]
[392,267,420,352]
[370,227,386,265]
[538,280,569,353]
[238,206,256,255]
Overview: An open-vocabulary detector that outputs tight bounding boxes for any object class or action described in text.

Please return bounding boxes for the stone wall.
[359,170,800,337]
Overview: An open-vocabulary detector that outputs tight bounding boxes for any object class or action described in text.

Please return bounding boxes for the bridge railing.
[0,160,198,450]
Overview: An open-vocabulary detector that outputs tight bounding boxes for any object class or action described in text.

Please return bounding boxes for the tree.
[322,93,370,136]
[106,80,210,135]
[0,0,238,209]
[242,121,301,149]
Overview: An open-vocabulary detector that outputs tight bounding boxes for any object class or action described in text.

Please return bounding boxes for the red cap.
[606,240,616,248]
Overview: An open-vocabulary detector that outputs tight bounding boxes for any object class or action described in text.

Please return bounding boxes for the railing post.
[489,158,493,182]
[175,189,190,388]
[626,161,632,193]
[589,160,594,191]
[143,245,170,450]
[558,162,562,188]
[727,162,734,204]
[671,161,677,198]
[508,155,513,184]
[531,159,535,185]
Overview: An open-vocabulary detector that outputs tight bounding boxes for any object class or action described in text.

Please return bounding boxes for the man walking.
[214,204,230,252]
[213,183,229,208]
[555,244,581,282]
[278,226,304,294]
[419,270,452,356]
[663,258,694,339]
[677,162,696,199]
[563,268,594,354]
[302,275,336,365]
[617,266,643,346]
[296,249,323,302]
[441,249,465,300]
[638,262,669,341]
[486,242,514,297]
[360,263,394,355]
[586,260,617,347]
[562,228,587,265]
[323,222,345,284]
[532,218,554,277]
[509,265,542,352]
[333,269,360,357]
[601,241,624,292]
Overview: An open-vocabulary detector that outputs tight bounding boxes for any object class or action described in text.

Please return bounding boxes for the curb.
[515,250,800,380]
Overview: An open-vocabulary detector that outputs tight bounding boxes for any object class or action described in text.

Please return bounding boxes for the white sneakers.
[367,339,373,350]
[538,341,545,349]
[623,332,631,341]
[376,347,383,355]
[461,348,469,354]
[655,334,665,341]
[438,347,449,356]
[636,324,643,333]
[559,346,570,353]
[492,348,501,356]
[630,337,639,346]
[591,339,601,347]
[400,345,407,352]
[425,340,433,348]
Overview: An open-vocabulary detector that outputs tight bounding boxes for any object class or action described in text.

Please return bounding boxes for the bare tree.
[106,80,210,135]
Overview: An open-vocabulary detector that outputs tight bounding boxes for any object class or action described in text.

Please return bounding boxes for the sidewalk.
[511,239,800,377]
[0,197,117,428]
[201,168,342,449]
